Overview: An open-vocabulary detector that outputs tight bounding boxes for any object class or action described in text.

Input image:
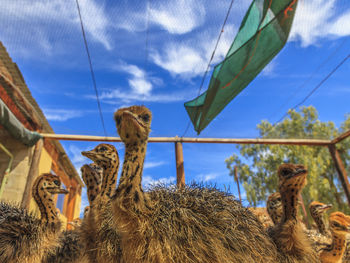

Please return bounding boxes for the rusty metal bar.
[331,129,350,145]
[175,142,185,188]
[40,133,332,146]
[328,144,350,207]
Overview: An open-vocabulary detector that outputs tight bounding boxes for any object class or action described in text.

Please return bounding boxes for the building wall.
[39,148,52,174]
[0,42,83,227]
[0,128,33,203]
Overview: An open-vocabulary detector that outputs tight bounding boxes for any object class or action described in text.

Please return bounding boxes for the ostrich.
[43,163,104,263]
[81,162,102,204]
[320,212,350,263]
[112,105,281,263]
[0,173,68,263]
[81,143,122,263]
[268,163,319,262]
[309,201,332,236]
[267,192,283,225]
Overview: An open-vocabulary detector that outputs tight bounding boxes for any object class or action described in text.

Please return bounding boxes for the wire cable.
[181,0,236,137]
[142,0,151,103]
[274,53,349,124]
[268,38,348,121]
[75,0,108,136]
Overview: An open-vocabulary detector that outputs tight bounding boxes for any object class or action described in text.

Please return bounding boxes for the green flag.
[185,0,298,134]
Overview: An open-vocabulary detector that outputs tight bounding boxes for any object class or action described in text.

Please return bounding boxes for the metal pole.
[175,142,185,188]
[40,133,332,146]
[328,144,350,207]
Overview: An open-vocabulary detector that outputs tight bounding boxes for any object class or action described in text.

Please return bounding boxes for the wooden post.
[65,186,76,230]
[21,139,43,209]
[175,142,185,188]
[234,166,242,203]
[328,144,350,206]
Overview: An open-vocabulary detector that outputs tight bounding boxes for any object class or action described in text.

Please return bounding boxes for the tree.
[226,106,350,215]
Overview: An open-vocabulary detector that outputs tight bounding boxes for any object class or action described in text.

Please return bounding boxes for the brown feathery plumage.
[309,201,332,236]
[267,193,328,254]
[0,173,68,263]
[82,162,102,204]
[112,105,282,263]
[268,163,320,262]
[267,192,283,225]
[82,144,121,263]
[249,207,274,228]
[43,163,103,263]
[320,212,350,263]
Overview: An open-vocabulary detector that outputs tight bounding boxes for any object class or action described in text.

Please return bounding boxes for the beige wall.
[38,148,52,174]
[0,128,33,203]
[29,148,53,214]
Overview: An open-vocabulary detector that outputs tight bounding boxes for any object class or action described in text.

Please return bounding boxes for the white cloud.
[149,0,205,34]
[0,0,112,55]
[118,63,152,96]
[196,173,220,182]
[144,161,166,169]
[68,145,89,171]
[289,0,350,47]
[142,175,176,188]
[150,24,237,78]
[43,109,83,121]
[99,89,190,104]
[260,60,277,77]
[151,44,207,77]
[77,0,112,50]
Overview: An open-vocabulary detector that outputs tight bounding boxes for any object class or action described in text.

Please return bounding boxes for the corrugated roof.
[0,41,83,186]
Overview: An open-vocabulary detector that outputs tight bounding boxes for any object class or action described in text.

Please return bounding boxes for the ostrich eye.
[281,169,292,177]
[332,222,340,227]
[140,114,150,123]
[99,146,107,152]
[53,180,60,186]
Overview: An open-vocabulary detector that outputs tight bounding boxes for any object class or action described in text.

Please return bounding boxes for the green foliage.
[226,106,350,215]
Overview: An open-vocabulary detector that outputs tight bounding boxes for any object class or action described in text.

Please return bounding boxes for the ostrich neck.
[114,141,148,210]
[312,213,327,235]
[33,190,58,225]
[281,188,299,223]
[100,158,119,198]
[321,232,346,262]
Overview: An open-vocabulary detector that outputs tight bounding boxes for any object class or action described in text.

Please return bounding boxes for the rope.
[75,0,108,136]
[181,0,236,137]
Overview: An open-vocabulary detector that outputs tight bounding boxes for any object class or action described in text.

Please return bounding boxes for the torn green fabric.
[185,0,298,134]
[0,99,42,147]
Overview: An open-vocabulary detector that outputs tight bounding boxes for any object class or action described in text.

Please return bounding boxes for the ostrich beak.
[319,204,333,211]
[81,150,96,159]
[293,168,307,176]
[49,186,69,194]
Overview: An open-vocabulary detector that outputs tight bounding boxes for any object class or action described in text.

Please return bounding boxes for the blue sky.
[1,0,349,216]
